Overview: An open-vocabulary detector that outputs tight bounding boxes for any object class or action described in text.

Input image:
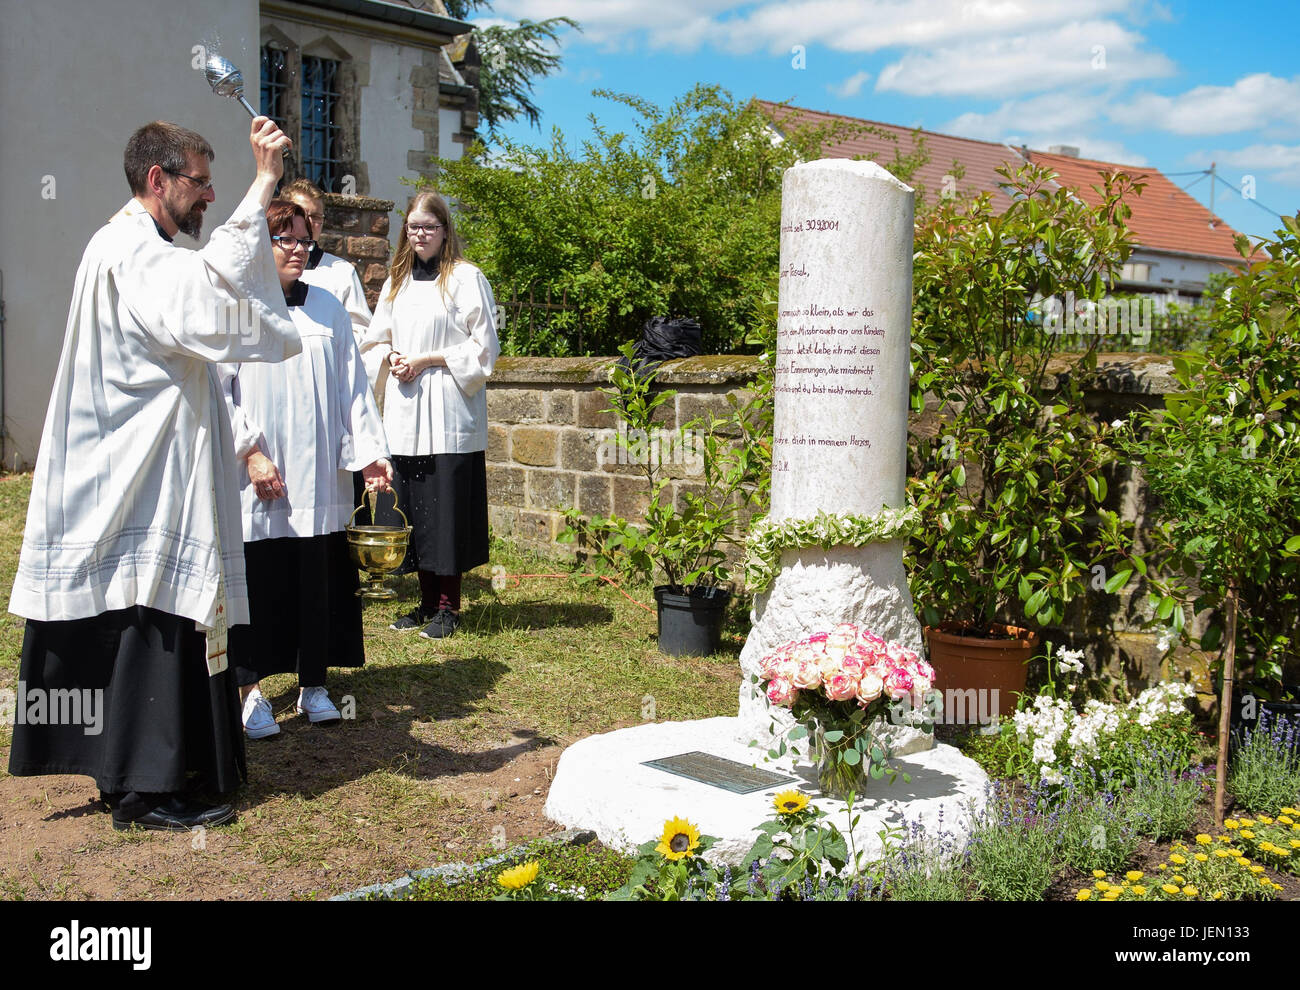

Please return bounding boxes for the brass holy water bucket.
[346,491,411,599]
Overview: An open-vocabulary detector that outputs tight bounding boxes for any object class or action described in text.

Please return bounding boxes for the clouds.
[1111,74,1300,136]
[875,19,1173,98]
[1200,144,1300,186]
[830,70,871,98]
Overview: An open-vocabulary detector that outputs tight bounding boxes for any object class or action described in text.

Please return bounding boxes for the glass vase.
[810,721,870,801]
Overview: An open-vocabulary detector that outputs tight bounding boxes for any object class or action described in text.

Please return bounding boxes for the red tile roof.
[758,100,1022,212]
[758,101,1245,264]
[1028,150,1242,262]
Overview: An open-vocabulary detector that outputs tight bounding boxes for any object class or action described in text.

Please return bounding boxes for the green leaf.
[1103,568,1132,594]
[842,748,861,766]
[821,729,844,743]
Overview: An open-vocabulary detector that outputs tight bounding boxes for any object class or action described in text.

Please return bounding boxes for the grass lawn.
[0,472,743,899]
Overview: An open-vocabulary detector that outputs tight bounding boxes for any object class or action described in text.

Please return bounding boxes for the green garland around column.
[742,506,919,593]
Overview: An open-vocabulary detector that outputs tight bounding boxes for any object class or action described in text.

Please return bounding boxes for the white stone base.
[544,716,989,867]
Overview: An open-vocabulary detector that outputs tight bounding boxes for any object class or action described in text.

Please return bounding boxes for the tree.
[442,0,578,139]
[436,85,924,355]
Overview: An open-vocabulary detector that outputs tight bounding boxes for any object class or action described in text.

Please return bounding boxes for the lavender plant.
[1229,711,1300,812]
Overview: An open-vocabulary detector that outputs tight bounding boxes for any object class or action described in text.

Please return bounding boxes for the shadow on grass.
[243,656,557,802]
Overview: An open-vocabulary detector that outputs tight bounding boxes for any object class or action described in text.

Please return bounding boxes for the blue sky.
[485,0,1299,241]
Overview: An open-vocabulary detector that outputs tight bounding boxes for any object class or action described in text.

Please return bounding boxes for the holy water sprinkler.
[204,53,292,157]
[204,54,258,116]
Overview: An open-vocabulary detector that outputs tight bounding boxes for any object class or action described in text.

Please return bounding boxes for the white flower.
[1041,766,1065,786]
[1209,416,1224,427]
[1254,413,1265,425]
[1156,632,1172,653]
[1110,419,1124,429]
[1058,648,1086,674]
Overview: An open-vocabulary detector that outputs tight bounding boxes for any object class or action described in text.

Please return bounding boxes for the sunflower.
[656,817,701,860]
[773,790,811,816]
[497,860,539,891]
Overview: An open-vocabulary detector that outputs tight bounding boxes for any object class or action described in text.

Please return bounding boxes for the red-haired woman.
[223,199,393,739]
[360,190,499,639]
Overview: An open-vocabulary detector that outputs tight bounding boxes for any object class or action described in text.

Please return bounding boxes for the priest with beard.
[7,117,301,831]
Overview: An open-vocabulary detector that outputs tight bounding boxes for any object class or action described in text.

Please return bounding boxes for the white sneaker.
[296,685,342,724]
[242,689,280,740]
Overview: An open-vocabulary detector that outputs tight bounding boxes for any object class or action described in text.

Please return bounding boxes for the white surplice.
[359,261,500,455]
[222,285,388,542]
[301,250,370,343]
[9,194,301,629]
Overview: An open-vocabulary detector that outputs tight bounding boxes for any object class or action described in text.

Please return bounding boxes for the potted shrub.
[906,162,1150,704]
[560,342,766,657]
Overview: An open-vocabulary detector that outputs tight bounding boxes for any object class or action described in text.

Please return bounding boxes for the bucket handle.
[349,489,409,529]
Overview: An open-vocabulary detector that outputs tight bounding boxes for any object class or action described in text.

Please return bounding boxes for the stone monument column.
[737,158,926,747]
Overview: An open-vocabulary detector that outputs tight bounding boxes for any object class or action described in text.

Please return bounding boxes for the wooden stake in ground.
[1214,580,1239,827]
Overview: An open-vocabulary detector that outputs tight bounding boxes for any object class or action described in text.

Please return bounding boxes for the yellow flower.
[1217,836,1230,842]
[1132,885,1147,896]
[1126,870,1144,882]
[1281,807,1299,816]
[1092,869,1108,878]
[1161,884,1180,895]
[1194,853,1209,862]
[1095,881,1110,891]
[1280,848,1293,857]
[1183,885,1198,897]
[1169,853,1187,865]
[1258,815,1274,824]
[1157,863,1168,871]
[497,860,539,891]
[655,817,701,861]
[1224,819,1240,829]
[1076,889,1092,901]
[1238,817,1255,826]
[1172,875,1186,885]
[1292,840,1300,849]
[1211,891,1223,900]
[1240,830,1256,839]
[1214,849,1232,858]
[1273,883,1284,891]
[1195,834,1213,845]
[1104,889,1121,900]
[1279,816,1295,825]
[773,790,810,816]
[1259,842,1276,853]
[1249,865,1265,874]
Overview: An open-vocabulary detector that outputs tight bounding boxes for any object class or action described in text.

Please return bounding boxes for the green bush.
[436,86,924,356]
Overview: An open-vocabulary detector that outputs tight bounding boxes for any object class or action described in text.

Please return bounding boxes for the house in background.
[759,101,1244,304]
[258,0,478,228]
[0,0,479,469]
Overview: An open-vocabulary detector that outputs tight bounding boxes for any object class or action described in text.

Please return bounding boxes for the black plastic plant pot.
[654,585,732,658]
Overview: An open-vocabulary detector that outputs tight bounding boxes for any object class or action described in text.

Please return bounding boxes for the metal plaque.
[642,751,797,794]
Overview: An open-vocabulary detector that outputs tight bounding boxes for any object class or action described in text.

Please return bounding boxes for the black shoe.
[390,606,435,631]
[419,609,460,640]
[111,793,237,832]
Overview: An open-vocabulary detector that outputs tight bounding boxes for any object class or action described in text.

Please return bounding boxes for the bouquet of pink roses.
[756,622,935,798]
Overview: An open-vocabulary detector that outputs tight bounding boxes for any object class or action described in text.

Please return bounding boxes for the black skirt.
[7,606,246,795]
[372,451,489,575]
[228,531,364,687]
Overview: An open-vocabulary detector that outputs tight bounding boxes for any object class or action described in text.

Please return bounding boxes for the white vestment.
[301,250,370,343]
[222,285,389,542]
[359,261,500,455]
[9,194,301,629]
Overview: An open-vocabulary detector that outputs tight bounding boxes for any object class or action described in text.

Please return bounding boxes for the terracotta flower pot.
[923,622,1039,717]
